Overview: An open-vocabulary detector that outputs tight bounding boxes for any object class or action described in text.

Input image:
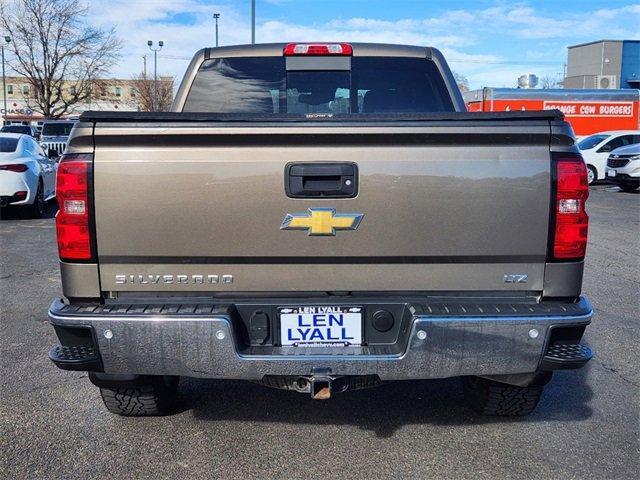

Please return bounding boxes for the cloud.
[83,0,640,90]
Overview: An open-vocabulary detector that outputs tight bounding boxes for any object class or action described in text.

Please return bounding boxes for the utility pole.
[147,41,163,111]
[1,36,11,125]
[251,0,255,44]
[213,13,220,47]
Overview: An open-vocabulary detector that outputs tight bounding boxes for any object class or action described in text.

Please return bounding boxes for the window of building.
[6,84,13,95]
[115,86,122,97]
[69,86,76,95]
[130,87,136,98]
[22,85,29,95]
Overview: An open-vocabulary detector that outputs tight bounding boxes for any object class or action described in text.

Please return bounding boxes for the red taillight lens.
[55,154,94,261]
[0,164,29,172]
[283,43,353,56]
[552,155,589,260]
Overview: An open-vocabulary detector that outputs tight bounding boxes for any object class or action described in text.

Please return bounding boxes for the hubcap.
[587,168,595,185]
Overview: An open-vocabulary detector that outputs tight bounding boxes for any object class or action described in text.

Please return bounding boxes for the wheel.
[586,165,597,185]
[99,376,179,416]
[619,184,639,192]
[463,376,545,416]
[28,180,45,219]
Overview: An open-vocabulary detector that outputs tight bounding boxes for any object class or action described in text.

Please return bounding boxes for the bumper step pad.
[541,343,592,370]
[48,345,102,371]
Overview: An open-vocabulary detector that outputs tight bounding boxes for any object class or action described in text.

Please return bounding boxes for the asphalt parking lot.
[1,184,638,479]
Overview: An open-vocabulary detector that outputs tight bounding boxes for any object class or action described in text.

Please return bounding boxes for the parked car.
[578,130,640,184]
[1,124,40,140]
[0,133,57,217]
[39,120,77,157]
[47,42,594,417]
[606,143,640,192]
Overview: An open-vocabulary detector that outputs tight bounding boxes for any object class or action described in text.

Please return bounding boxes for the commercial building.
[1,76,173,125]
[563,40,640,90]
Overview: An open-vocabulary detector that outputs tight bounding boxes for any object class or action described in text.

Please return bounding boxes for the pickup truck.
[48,42,593,417]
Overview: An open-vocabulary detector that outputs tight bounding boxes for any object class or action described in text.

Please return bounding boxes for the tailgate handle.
[285,163,358,198]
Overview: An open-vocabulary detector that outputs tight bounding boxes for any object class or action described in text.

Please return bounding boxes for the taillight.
[0,164,28,172]
[55,154,94,261]
[551,154,589,260]
[283,43,353,56]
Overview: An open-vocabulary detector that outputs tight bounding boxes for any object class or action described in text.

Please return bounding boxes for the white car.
[577,130,640,185]
[0,133,57,218]
[606,143,640,192]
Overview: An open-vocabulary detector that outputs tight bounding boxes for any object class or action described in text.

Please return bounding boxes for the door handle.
[285,162,358,198]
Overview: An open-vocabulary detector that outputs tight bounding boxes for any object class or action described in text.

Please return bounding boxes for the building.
[1,75,173,125]
[563,40,640,90]
[464,88,640,137]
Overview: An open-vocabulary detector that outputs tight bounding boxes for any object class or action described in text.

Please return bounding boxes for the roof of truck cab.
[203,42,436,59]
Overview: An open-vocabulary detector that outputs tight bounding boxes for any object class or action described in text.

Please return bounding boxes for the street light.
[251,0,255,44]
[2,36,11,125]
[213,13,220,47]
[147,40,163,111]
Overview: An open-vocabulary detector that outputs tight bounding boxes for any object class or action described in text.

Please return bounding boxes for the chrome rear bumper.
[48,298,592,380]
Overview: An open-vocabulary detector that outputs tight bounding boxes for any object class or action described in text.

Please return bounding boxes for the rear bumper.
[0,171,36,206]
[47,297,593,381]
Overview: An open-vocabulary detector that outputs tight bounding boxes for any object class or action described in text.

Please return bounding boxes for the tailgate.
[92,120,552,293]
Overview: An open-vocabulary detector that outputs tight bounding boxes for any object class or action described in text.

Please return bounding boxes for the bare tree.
[130,73,174,112]
[453,71,470,92]
[540,75,560,89]
[0,0,121,118]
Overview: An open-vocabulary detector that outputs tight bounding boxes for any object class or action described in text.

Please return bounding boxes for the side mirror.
[46,148,59,160]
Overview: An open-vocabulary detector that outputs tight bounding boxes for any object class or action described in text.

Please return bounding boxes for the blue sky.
[86,0,640,89]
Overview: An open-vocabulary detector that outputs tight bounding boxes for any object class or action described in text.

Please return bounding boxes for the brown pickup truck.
[48,42,593,416]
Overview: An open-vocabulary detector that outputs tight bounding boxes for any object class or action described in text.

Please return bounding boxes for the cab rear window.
[183,56,454,114]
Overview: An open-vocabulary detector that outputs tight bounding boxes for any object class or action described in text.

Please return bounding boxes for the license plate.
[279,306,362,347]
[608,169,617,177]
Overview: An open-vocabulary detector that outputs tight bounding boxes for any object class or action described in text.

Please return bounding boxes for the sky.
[84,0,640,90]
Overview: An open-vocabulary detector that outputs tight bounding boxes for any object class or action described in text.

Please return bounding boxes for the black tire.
[463,376,545,416]
[619,184,639,192]
[28,180,45,219]
[99,376,179,416]
[586,165,597,185]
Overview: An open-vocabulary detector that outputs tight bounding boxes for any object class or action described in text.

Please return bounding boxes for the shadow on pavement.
[184,366,593,438]
[0,200,58,220]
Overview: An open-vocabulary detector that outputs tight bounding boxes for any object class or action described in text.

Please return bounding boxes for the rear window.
[1,125,30,134]
[0,137,19,152]
[183,56,454,114]
[42,122,75,137]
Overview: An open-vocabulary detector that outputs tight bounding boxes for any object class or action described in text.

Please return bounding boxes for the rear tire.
[586,165,597,185]
[463,376,545,416]
[28,180,45,219]
[99,376,179,416]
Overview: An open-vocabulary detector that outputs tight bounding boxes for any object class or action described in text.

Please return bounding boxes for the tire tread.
[463,376,543,416]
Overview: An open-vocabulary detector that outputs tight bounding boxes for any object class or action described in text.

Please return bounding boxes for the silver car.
[606,143,640,192]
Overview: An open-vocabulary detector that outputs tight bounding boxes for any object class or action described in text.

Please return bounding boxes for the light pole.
[147,40,163,111]
[213,13,220,47]
[251,0,255,44]
[2,36,11,125]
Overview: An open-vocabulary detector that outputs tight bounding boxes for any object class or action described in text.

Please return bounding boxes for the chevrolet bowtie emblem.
[280,208,363,236]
